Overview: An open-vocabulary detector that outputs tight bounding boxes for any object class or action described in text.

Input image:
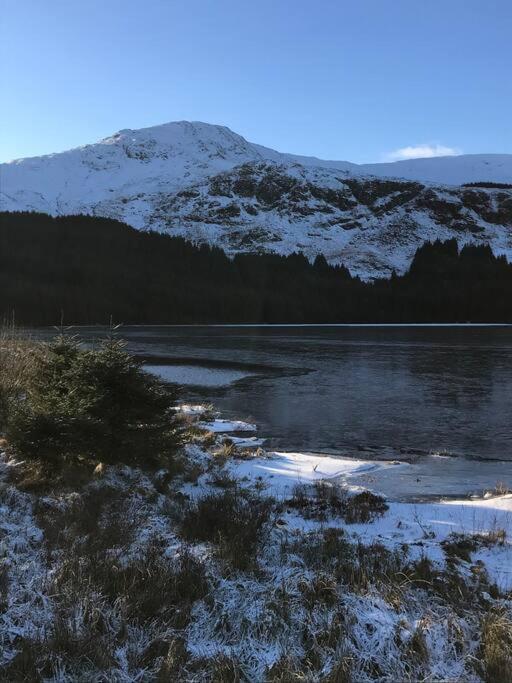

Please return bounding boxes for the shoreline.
[180,405,512,593]
[26,322,512,329]
[182,399,512,502]
[194,407,512,501]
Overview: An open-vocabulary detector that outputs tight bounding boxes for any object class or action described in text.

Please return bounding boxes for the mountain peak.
[96,120,263,167]
[101,119,247,145]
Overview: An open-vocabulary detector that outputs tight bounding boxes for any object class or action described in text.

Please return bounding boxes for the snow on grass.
[0,441,509,681]
[1,402,510,681]
[185,406,512,590]
[197,418,257,433]
[336,496,512,590]
[228,435,266,448]
[193,416,511,600]
[222,448,512,589]
[0,460,51,666]
[176,403,211,415]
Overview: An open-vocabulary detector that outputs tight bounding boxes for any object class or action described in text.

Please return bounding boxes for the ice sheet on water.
[145,364,253,387]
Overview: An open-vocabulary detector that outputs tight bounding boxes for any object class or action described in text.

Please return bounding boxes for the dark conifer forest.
[0,211,511,325]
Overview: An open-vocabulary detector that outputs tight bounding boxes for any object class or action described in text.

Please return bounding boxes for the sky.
[1,0,511,164]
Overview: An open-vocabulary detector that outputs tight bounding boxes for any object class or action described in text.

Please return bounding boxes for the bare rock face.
[2,121,511,279]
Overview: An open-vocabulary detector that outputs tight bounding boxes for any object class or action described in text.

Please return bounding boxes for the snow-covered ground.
[1,401,511,680]
[0,480,49,663]
[181,405,512,590]
[229,449,398,493]
[224,451,512,591]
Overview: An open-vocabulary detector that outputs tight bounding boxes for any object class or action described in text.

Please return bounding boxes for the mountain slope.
[148,162,512,278]
[1,121,511,277]
[359,154,512,186]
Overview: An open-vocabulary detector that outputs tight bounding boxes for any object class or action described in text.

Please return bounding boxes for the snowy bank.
[228,450,403,494]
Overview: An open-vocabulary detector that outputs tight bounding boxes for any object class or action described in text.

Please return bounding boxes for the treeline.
[0,211,511,324]
[462,181,512,189]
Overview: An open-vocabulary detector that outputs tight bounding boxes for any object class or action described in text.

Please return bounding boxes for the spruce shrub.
[6,336,181,467]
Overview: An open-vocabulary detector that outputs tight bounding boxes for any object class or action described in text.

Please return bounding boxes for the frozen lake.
[59,325,511,458]
[33,324,512,495]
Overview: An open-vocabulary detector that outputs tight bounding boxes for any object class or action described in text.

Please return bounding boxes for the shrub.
[343,491,388,524]
[442,530,508,563]
[6,336,182,468]
[287,486,387,524]
[177,488,274,569]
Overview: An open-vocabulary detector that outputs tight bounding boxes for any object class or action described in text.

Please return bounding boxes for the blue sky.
[1,0,511,163]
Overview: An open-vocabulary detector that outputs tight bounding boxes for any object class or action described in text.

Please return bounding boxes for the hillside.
[1,122,512,278]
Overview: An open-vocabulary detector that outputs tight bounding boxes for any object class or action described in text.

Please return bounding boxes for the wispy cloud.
[384,144,462,162]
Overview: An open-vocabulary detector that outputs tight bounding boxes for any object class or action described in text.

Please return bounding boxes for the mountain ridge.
[5,120,511,182]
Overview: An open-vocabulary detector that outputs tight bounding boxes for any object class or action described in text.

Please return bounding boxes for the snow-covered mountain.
[360,154,512,186]
[1,121,511,278]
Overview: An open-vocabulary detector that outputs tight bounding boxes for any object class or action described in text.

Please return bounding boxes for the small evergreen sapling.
[6,336,181,468]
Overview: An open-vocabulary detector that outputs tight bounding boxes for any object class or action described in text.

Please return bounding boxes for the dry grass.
[9,456,96,494]
[154,638,189,681]
[212,439,237,462]
[34,484,133,555]
[209,655,243,682]
[0,562,9,612]
[479,608,512,682]
[322,657,352,683]
[35,484,208,647]
[265,656,310,682]
[0,325,44,431]
[286,485,388,524]
[209,467,239,489]
[1,473,210,680]
[84,545,209,626]
[284,527,407,594]
[299,572,338,609]
[186,426,217,448]
[491,481,511,496]
[404,624,429,671]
